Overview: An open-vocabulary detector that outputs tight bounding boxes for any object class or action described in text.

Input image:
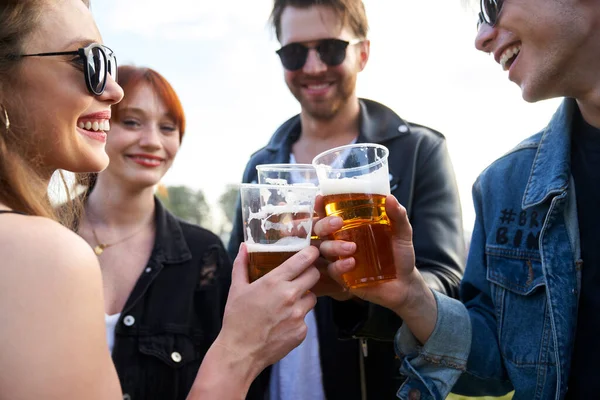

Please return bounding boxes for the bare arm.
[0,216,121,400]
[187,244,320,400]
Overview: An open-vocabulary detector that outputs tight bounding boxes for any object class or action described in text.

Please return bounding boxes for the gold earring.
[1,104,9,131]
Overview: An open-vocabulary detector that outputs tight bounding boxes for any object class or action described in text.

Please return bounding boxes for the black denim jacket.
[229,99,466,400]
[112,198,231,400]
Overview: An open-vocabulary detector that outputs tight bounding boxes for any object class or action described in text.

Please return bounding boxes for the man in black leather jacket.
[228,1,465,399]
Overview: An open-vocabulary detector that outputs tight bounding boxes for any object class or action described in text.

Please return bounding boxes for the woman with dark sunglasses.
[0,1,323,399]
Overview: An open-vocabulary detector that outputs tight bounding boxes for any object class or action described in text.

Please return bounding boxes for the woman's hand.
[220,244,320,370]
[188,244,320,400]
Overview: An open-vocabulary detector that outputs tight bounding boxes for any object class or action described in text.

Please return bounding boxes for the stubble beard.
[295,74,357,121]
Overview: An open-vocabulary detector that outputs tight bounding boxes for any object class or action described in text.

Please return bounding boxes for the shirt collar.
[151,197,192,265]
[522,98,576,208]
[265,98,412,152]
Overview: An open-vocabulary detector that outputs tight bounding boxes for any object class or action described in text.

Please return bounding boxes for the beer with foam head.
[314,144,395,288]
[240,184,318,282]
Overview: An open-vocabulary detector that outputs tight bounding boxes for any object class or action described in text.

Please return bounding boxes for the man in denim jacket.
[318,0,600,399]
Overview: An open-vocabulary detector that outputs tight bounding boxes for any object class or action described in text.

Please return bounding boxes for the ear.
[358,39,370,72]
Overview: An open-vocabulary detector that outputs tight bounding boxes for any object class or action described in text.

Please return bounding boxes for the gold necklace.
[88,217,152,256]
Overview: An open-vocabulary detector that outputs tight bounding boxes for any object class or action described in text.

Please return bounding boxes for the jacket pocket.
[139,333,200,368]
[133,333,203,400]
[486,246,552,367]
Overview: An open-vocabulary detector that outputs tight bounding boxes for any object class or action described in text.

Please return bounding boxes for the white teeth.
[78,119,111,132]
[308,83,329,90]
[500,45,521,71]
[133,156,161,164]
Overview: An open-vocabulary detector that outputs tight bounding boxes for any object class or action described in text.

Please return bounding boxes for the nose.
[139,123,162,150]
[302,48,327,74]
[101,74,124,105]
[475,23,497,53]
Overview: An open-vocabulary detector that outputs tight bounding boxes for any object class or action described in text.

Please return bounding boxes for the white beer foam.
[246,236,309,253]
[318,167,390,196]
[248,204,312,219]
[246,204,314,244]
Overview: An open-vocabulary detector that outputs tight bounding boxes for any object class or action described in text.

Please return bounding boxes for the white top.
[269,309,326,400]
[269,153,326,400]
[105,313,121,353]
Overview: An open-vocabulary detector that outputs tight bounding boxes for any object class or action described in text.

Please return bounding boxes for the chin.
[520,85,555,104]
[303,101,339,120]
[127,173,162,190]
[67,153,110,174]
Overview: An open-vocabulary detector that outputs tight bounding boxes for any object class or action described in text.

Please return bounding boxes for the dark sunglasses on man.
[276,38,363,71]
[15,43,117,96]
[478,0,503,28]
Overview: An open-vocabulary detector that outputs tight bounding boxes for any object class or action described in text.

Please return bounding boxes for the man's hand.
[308,196,356,301]
[314,195,438,344]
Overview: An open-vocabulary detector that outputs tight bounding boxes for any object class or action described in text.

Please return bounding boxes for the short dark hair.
[270,0,369,41]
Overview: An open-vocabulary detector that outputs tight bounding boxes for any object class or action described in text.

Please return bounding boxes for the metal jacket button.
[123,315,135,327]
[171,351,182,363]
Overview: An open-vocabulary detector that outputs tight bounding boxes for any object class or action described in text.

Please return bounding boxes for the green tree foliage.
[218,184,239,229]
[156,185,211,226]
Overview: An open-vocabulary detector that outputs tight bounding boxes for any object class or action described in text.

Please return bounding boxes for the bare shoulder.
[0,214,99,276]
[0,215,121,399]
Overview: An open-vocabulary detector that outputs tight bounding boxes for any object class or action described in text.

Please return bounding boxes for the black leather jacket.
[229,99,465,400]
[111,198,232,400]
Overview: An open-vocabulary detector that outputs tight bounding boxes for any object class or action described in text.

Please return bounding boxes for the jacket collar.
[522,98,576,208]
[264,98,412,152]
[152,197,192,265]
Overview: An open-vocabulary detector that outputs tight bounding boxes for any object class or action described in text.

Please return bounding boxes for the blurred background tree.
[217,184,239,243]
[219,184,238,227]
[156,184,211,226]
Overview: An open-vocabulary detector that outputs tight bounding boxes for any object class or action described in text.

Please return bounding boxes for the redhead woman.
[0,1,321,399]
[77,65,264,399]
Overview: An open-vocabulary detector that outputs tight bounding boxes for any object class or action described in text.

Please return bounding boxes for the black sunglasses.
[276,38,362,71]
[478,0,503,28]
[19,43,117,96]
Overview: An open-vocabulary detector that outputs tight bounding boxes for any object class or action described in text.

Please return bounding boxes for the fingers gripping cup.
[240,184,319,282]
[312,143,396,288]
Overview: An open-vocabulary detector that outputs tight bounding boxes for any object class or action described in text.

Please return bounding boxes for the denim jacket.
[395,98,581,400]
[111,198,232,400]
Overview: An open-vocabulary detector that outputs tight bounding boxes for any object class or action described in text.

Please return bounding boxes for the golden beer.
[247,249,297,282]
[246,239,309,282]
[323,192,396,288]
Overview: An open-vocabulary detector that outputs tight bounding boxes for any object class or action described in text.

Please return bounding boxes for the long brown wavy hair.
[0,0,90,227]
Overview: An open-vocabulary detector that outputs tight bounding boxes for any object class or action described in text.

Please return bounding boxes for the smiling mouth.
[500,45,521,71]
[302,82,334,92]
[127,155,164,166]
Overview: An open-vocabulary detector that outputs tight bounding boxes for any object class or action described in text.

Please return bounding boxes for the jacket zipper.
[359,338,368,400]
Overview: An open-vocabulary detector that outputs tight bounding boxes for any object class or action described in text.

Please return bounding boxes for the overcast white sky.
[91,0,562,233]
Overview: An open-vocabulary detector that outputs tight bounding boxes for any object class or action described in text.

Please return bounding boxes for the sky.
[91,0,562,233]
